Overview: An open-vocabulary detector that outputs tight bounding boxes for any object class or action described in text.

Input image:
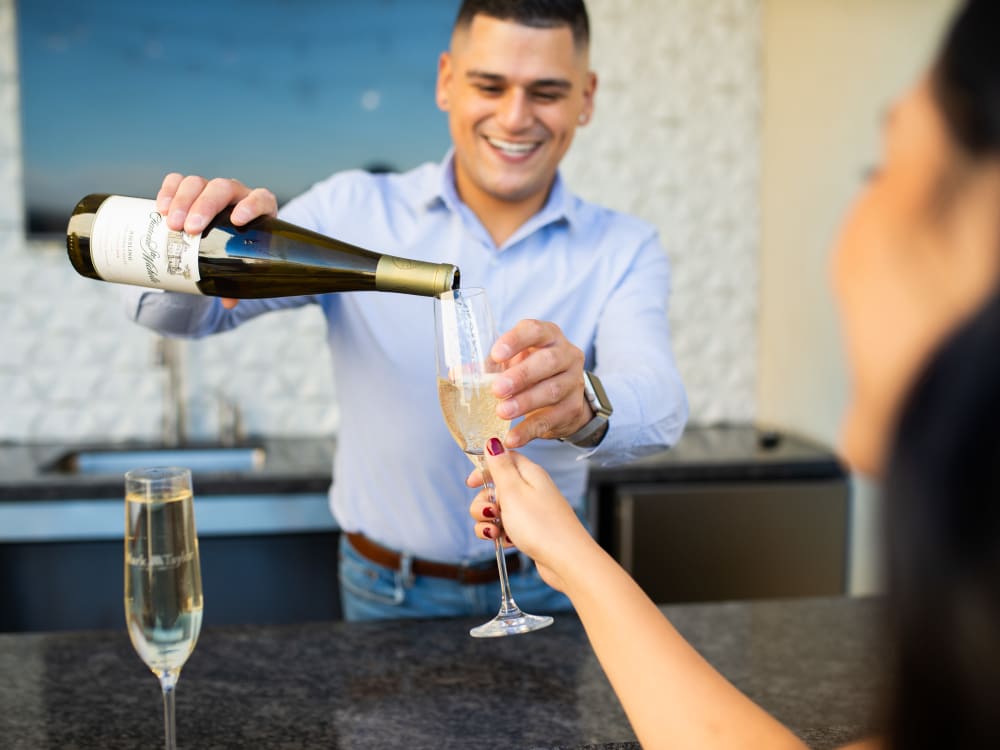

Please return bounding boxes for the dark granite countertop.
[587,425,847,485]
[0,425,846,502]
[0,595,883,750]
[0,437,338,501]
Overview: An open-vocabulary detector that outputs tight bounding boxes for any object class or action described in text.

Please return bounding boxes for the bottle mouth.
[438,286,492,306]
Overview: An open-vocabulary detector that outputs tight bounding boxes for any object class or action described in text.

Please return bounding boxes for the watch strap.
[562,413,609,447]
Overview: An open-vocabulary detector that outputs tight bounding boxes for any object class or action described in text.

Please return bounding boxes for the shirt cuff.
[120,285,162,321]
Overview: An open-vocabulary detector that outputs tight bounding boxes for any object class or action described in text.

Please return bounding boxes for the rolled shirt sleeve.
[586,234,688,465]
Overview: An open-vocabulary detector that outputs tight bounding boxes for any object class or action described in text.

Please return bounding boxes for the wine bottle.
[66,194,460,298]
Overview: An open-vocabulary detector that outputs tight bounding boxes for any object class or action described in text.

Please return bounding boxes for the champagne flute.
[434,287,554,637]
[124,467,204,750]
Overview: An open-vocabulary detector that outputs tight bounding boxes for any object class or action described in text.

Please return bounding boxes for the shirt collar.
[423,149,578,239]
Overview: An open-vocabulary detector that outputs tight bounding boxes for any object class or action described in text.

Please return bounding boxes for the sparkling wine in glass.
[434,287,554,637]
[125,467,204,750]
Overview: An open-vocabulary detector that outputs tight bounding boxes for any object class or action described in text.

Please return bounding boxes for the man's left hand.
[490,319,594,448]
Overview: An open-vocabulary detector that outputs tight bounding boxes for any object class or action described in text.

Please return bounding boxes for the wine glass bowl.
[124,466,203,750]
[434,287,554,638]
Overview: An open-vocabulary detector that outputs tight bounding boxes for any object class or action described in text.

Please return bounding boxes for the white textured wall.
[0,0,23,264]
[0,0,762,444]
[564,0,760,425]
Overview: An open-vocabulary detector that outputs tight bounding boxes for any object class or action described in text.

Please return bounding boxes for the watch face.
[585,371,613,417]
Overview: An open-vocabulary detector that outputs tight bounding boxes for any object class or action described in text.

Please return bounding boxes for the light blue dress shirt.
[126,152,688,562]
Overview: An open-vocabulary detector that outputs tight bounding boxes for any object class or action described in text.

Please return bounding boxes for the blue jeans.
[338,534,572,622]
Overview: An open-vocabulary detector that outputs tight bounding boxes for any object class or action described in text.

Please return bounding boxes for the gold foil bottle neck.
[375,255,460,297]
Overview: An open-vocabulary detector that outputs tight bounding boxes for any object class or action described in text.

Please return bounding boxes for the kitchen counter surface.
[0,595,883,750]
[0,437,338,501]
[0,425,845,502]
[587,425,846,485]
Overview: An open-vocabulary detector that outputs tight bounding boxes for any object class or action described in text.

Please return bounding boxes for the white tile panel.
[0,1,15,79]
[563,0,762,424]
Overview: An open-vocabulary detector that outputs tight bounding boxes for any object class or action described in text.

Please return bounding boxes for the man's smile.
[483,134,543,159]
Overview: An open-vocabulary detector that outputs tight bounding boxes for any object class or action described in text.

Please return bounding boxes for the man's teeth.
[486,136,537,154]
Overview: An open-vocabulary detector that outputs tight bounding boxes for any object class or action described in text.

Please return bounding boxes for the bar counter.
[0,596,883,749]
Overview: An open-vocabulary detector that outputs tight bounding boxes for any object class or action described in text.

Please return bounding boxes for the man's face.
[436,15,596,213]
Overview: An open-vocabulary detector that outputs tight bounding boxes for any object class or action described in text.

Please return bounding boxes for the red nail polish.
[483,526,493,539]
[482,506,495,518]
[487,437,504,456]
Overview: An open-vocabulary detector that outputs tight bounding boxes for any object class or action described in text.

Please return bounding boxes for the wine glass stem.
[477,456,519,614]
[160,671,178,750]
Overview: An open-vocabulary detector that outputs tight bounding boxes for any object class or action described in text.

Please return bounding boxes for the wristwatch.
[561,370,613,448]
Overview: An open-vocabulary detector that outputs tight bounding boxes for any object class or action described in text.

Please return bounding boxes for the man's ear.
[436,51,454,111]
[579,71,598,125]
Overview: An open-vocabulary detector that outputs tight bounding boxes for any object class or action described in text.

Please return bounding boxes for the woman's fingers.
[469,497,498,522]
[479,522,515,547]
[469,498,519,547]
[476,520,499,540]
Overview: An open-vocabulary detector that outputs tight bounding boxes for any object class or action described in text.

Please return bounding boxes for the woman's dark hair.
[931,0,1000,155]
[885,289,1000,748]
[453,0,590,50]
[884,3,1000,747]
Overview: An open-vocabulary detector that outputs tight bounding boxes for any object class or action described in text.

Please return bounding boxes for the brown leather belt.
[345,532,521,585]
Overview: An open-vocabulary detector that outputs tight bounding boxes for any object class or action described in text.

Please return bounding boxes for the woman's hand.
[466,438,596,593]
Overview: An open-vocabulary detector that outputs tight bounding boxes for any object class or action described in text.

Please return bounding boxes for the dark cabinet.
[0,531,341,632]
[590,426,850,604]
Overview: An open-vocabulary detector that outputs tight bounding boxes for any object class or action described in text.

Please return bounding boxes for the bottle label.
[91,196,202,294]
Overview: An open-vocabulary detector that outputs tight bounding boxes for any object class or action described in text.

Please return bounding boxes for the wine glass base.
[469,610,554,638]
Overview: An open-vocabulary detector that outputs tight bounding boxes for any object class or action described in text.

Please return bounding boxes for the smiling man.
[438,7,596,245]
[127,0,688,623]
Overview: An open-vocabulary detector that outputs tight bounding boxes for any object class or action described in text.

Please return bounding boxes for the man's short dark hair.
[454,0,590,50]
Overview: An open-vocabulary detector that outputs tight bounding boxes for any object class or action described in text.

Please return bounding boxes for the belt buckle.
[399,551,414,588]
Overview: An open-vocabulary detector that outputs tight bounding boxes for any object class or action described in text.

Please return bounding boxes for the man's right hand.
[155,173,279,310]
